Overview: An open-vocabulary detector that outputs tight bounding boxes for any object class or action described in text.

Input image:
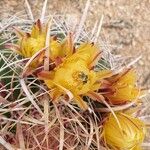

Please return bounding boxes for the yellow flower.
[38,43,111,110]
[103,113,145,150]
[45,59,97,95]
[6,19,66,68]
[105,69,140,104]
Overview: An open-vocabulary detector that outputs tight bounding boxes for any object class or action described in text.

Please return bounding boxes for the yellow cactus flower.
[104,69,140,105]
[103,113,145,150]
[38,43,111,110]
[19,20,65,59]
[45,59,97,95]
[6,19,68,68]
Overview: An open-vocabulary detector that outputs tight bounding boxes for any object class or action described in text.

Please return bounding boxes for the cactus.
[0,1,148,150]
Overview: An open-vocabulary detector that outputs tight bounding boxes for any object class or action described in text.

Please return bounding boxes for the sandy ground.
[0,0,150,149]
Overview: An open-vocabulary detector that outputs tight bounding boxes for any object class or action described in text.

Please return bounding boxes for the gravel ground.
[0,0,150,149]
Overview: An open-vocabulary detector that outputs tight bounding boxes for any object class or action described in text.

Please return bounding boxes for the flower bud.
[105,69,140,104]
[103,113,145,150]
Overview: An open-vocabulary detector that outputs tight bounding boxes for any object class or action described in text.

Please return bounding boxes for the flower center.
[72,71,88,84]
